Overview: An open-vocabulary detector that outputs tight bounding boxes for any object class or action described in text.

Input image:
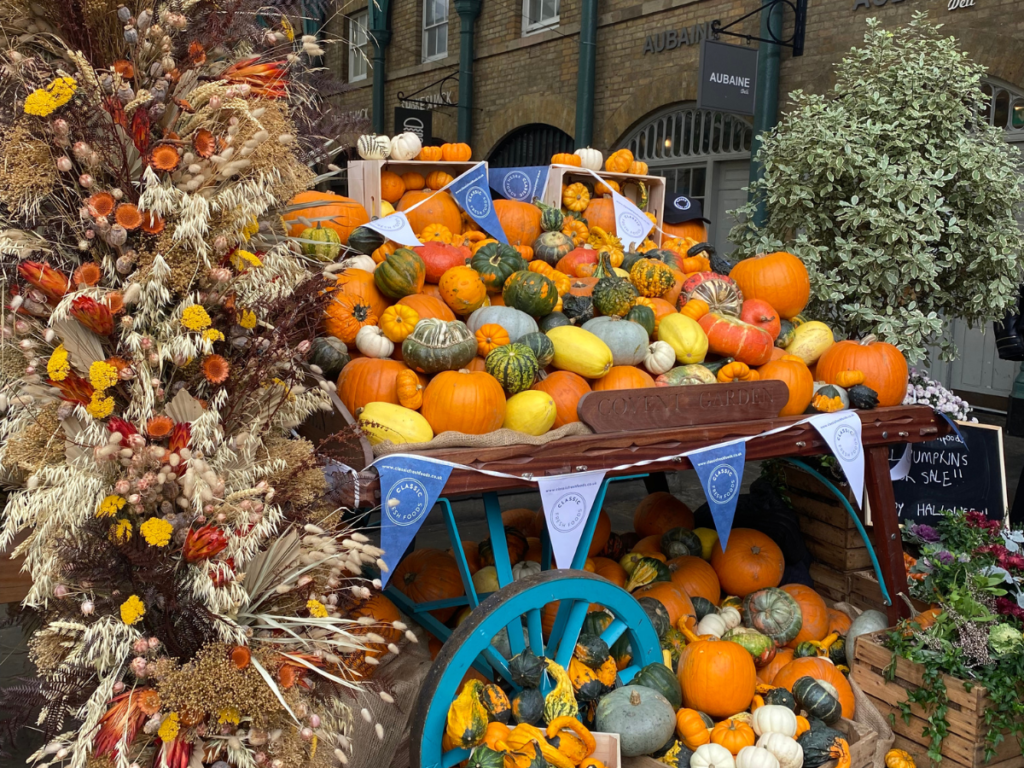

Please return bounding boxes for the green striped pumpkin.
[502,271,559,317]
[484,343,540,394]
[517,332,555,367]
[300,224,342,261]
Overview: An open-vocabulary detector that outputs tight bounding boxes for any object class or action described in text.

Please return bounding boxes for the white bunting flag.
[537,470,607,569]
[359,211,422,247]
[610,189,654,249]
[809,411,865,507]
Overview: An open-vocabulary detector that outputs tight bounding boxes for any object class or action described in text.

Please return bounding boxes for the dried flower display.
[0,3,395,767]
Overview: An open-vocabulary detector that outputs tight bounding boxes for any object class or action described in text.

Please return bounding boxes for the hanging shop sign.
[398,91,454,110]
[851,0,904,10]
[394,106,432,141]
[642,22,713,54]
[697,38,758,117]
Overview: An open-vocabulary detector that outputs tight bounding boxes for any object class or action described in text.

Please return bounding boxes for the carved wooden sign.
[577,380,790,433]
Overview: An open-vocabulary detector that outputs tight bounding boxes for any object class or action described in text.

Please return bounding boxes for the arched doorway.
[619,104,752,253]
[488,123,574,168]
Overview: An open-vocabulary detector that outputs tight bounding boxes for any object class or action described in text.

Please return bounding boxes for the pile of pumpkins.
[283,142,911,448]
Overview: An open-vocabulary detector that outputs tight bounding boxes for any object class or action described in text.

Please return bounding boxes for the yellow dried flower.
[97,495,126,518]
[47,345,70,382]
[180,305,212,331]
[157,712,180,741]
[307,599,328,618]
[230,249,262,271]
[86,390,115,419]
[23,77,78,117]
[281,16,296,41]
[112,518,133,543]
[89,360,118,390]
[202,328,225,343]
[120,594,145,625]
[140,517,174,547]
[238,309,257,329]
[218,706,241,725]
[242,217,260,240]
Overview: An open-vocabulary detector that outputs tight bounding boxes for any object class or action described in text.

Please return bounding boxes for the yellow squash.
[657,313,708,364]
[784,320,834,365]
[503,390,557,436]
[546,326,614,379]
[357,402,433,446]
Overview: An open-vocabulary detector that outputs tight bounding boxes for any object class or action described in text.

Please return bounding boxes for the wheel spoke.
[553,600,590,669]
[505,615,526,657]
[619,664,641,683]
[545,598,574,658]
[526,608,545,656]
[600,618,627,646]
[442,748,470,768]
[480,646,516,687]
[440,498,480,608]
[483,493,515,587]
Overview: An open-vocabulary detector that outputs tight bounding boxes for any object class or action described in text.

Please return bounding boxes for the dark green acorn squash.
[792,676,842,724]
[485,342,539,394]
[573,632,611,667]
[794,641,820,658]
[828,636,847,666]
[763,686,798,712]
[629,661,683,709]
[471,243,528,293]
[538,311,571,332]
[562,294,595,325]
[691,597,718,621]
[309,337,350,379]
[637,596,672,639]
[517,332,555,368]
[373,247,426,299]
[532,231,574,266]
[502,270,559,317]
[619,250,647,272]
[583,609,614,637]
[847,384,879,410]
[508,649,546,688]
[660,527,702,559]
[466,746,505,768]
[625,304,655,337]
[347,225,386,256]
[797,720,848,768]
[511,687,544,725]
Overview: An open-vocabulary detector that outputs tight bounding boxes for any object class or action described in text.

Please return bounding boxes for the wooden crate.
[852,631,1024,768]
[540,167,666,248]
[347,159,479,218]
[591,732,621,768]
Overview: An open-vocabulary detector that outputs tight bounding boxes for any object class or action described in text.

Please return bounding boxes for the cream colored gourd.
[735,746,780,768]
[355,325,394,358]
[658,313,708,364]
[357,402,433,446]
[750,706,798,738]
[340,254,377,272]
[756,734,803,768]
[357,133,391,160]
[696,613,728,638]
[644,341,676,374]
[692,743,736,768]
[389,132,422,161]
[784,321,834,365]
[574,147,603,171]
[473,565,499,593]
[546,325,614,378]
[512,560,542,580]
[720,606,742,630]
[503,390,557,436]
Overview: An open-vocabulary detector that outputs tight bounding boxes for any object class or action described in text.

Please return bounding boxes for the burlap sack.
[372,421,593,457]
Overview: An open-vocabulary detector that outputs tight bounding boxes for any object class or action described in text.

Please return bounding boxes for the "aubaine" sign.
[642,22,713,54]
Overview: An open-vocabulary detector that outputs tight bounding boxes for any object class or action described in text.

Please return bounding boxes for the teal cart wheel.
[409,570,662,768]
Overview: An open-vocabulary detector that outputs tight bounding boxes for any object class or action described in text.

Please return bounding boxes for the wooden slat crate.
[852,631,1024,768]
[347,159,479,218]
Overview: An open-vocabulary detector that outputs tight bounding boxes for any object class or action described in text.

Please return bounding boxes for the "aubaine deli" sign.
[642,22,713,54]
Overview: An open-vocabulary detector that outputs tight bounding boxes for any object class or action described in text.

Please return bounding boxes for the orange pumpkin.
[632,582,695,626]
[680,298,710,321]
[475,323,511,356]
[827,608,852,635]
[552,152,582,166]
[331,268,391,319]
[676,709,712,750]
[757,355,814,416]
[390,548,465,621]
[397,293,456,321]
[441,142,472,161]
[710,529,784,597]
[439,265,487,315]
[729,252,810,320]
[781,583,830,645]
[325,293,378,344]
[426,170,455,190]
[380,170,406,204]
[649,298,678,334]
[663,220,707,241]
[667,555,721,604]
[417,146,443,161]
[502,508,544,537]
[627,160,649,175]
[397,190,463,236]
[699,313,774,366]
[772,657,856,719]
[336,358,415,414]
[591,556,627,587]
[556,248,600,278]
[678,638,757,719]
[402,171,426,190]
[711,719,756,755]
[759,648,795,684]
[592,365,655,391]
[605,148,634,173]
[421,370,506,435]
[816,334,909,407]
[582,198,616,234]
[466,356,488,372]
[531,371,591,428]
[494,200,542,246]
[634,492,695,538]
[283,191,369,244]
[632,534,663,556]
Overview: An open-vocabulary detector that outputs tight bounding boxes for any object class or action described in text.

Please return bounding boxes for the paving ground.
[2,410,1022,761]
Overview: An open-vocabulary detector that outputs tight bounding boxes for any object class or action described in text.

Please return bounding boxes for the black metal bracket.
[711,0,807,56]
[396,72,459,109]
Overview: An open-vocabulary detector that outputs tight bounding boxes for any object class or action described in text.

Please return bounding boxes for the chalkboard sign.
[888,422,1007,524]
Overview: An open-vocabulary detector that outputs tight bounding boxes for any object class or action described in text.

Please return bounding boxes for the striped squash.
[484,343,540,395]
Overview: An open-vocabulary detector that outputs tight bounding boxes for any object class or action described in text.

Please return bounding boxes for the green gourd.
[508,649,546,689]
[309,337,350,379]
[503,270,559,317]
[373,247,426,299]
[561,294,595,325]
[466,746,505,768]
[484,343,540,394]
[763,687,798,712]
[637,596,671,638]
[847,384,879,410]
[828,636,847,666]
[629,662,683,710]
[573,633,610,667]
[792,677,842,725]
[625,304,655,337]
[660,527,702,559]
[511,687,544,725]
[536,200,565,234]
[743,587,803,646]
[517,332,555,367]
[401,318,477,374]
[797,720,848,767]
[538,312,571,332]
[299,223,342,261]
[347,225,386,256]
[595,685,677,758]
[532,231,574,265]
[592,267,639,318]
[776,319,797,348]
[660,627,686,668]
[471,243,528,293]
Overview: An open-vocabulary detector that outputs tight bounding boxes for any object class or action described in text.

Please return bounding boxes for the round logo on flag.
[834,423,861,462]
[383,478,430,526]
[501,171,530,201]
[464,187,492,219]
[371,214,406,232]
[674,196,692,210]
[551,491,588,534]
[618,209,647,242]
[706,463,740,505]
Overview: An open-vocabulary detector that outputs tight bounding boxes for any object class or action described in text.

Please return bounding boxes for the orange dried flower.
[105,291,124,314]
[115,204,143,230]
[222,57,288,99]
[188,41,206,65]
[137,689,161,716]
[146,415,174,438]
[150,144,179,171]
[106,356,130,373]
[112,60,135,79]
[72,262,102,287]
[87,192,116,218]
[140,210,165,234]
[192,129,216,158]
[202,354,230,384]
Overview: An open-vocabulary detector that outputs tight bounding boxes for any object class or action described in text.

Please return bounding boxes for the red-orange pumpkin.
[415,241,472,283]
[632,534,663,556]
[494,200,542,246]
[827,608,852,635]
[390,548,465,621]
[816,334,909,408]
[634,493,695,538]
[667,555,721,604]
[757,355,814,416]
[710,529,784,597]
[772,657,856,720]
[729,252,810,320]
[592,366,655,391]
[699,313,774,366]
[781,583,830,646]
[740,299,781,340]
[397,190,463,236]
[530,371,591,428]
[632,581,695,626]
[759,647,795,683]
[556,248,599,278]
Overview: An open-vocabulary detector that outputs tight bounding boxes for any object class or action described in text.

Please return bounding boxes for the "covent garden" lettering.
[642,22,712,54]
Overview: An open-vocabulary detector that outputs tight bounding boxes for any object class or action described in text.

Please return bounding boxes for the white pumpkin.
[696,613,727,638]
[644,340,675,375]
[756,734,803,768]
[720,605,742,630]
[389,131,422,161]
[691,743,735,768]
[340,254,377,272]
[736,746,780,768]
[355,325,393,358]
[512,560,541,580]
[357,133,391,160]
[750,705,798,738]
[574,147,603,171]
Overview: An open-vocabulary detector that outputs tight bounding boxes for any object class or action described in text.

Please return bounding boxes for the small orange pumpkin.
[552,152,582,166]
[441,142,472,161]
[402,171,426,190]
[380,170,406,204]
[426,171,455,190]
[710,719,756,755]
[416,146,443,161]
[475,323,511,356]
[604,148,634,173]
[439,266,487,315]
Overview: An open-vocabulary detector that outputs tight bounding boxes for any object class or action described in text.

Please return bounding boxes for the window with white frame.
[348,10,368,82]
[423,0,448,61]
[522,0,559,34]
